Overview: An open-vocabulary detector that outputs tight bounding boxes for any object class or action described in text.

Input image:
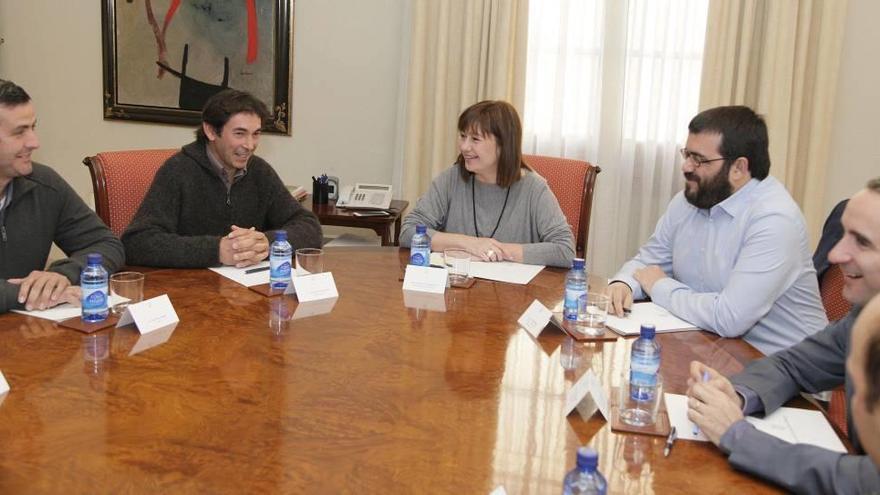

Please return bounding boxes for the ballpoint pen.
[664,426,677,457]
[244,266,270,274]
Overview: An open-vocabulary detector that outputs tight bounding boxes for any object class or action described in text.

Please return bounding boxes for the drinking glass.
[295,248,324,276]
[443,249,472,286]
[577,292,609,336]
[109,271,145,314]
[617,372,664,427]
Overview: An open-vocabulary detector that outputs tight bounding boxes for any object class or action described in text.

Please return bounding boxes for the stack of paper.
[427,252,544,285]
[12,294,129,322]
[604,302,698,335]
[664,393,846,452]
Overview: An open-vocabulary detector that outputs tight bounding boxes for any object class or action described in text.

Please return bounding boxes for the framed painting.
[101,0,293,134]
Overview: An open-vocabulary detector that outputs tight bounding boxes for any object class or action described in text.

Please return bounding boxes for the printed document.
[605,302,698,335]
[746,407,846,452]
[209,261,270,287]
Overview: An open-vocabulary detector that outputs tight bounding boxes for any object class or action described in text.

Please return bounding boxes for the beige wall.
[823,0,880,214]
[0,0,406,207]
[2,0,877,236]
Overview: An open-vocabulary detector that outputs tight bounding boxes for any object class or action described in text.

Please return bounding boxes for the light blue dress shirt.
[611,176,827,355]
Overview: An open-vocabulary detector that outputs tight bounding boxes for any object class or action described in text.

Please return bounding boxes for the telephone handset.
[335,183,393,210]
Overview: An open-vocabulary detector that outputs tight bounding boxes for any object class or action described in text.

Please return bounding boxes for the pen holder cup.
[312,182,329,204]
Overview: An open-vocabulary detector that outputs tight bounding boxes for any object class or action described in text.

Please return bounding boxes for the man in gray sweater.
[0,79,124,313]
[122,90,322,268]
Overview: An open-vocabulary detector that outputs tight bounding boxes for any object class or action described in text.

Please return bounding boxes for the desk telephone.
[336,183,393,210]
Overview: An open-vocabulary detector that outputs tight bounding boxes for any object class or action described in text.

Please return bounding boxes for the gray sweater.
[0,164,125,313]
[122,141,322,268]
[400,165,575,267]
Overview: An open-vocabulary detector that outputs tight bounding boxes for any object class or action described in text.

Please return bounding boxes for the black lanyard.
[472,175,511,239]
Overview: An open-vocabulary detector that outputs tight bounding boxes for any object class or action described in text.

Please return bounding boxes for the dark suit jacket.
[727,309,880,494]
[813,199,848,281]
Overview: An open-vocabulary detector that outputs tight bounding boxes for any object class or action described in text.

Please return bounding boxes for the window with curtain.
[523,0,709,276]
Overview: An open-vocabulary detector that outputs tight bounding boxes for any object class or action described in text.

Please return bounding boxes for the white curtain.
[523,0,710,277]
[396,0,529,205]
[699,0,849,242]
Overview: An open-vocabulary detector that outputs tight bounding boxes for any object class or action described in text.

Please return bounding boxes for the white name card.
[402,265,447,294]
[517,299,553,338]
[0,370,9,395]
[116,294,180,334]
[489,486,508,495]
[565,369,609,420]
[293,272,338,303]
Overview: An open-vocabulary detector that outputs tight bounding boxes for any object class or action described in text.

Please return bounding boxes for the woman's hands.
[430,233,524,263]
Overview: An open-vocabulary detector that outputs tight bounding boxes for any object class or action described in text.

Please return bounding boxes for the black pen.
[623,307,632,316]
[664,426,677,457]
[244,266,270,274]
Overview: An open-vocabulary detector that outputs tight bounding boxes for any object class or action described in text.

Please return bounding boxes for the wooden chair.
[523,154,601,257]
[83,149,178,237]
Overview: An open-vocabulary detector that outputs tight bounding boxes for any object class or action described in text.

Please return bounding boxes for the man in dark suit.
[687,177,880,494]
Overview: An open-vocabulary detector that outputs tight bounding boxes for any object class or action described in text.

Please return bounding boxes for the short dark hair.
[688,105,770,180]
[455,100,525,188]
[0,79,32,107]
[865,330,880,413]
[195,89,271,142]
[867,177,880,194]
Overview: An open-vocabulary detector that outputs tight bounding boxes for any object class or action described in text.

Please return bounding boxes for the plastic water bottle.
[410,224,431,266]
[563,258,587,321]
[81,253,109,322]
[562,447,607,495]
[630,324,661,402]
[269,230,293,290]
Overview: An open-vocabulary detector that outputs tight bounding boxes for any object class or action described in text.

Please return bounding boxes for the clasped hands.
[686,361,745,445]
[219,225,270,268]
[7,270,82,311]
[464,237,522,263]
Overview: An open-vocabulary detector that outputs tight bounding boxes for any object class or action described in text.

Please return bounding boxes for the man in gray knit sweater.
[123,90,322,268]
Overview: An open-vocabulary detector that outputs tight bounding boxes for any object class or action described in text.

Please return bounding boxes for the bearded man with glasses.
[604,106,827,355]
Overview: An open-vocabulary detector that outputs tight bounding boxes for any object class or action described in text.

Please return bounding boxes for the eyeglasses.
[679,148,729,168]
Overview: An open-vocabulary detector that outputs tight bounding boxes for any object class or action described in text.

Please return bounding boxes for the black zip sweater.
[122,141,322,268]
[0,163,125,313]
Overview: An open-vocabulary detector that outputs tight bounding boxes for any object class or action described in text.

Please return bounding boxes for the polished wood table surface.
[0,248,791,494]
[309,199,409,246]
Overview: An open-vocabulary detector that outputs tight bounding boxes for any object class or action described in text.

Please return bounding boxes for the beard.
[684,164,733,209]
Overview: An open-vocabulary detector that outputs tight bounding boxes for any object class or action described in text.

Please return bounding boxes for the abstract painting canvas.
[102,0,293,134]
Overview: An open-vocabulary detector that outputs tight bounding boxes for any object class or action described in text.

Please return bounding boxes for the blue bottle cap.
[416,224,427,234]
[274,230,288,241]
[571,258,585,270]
[640,324,656,339]
[86,253,102,265]
[575,446,599,470]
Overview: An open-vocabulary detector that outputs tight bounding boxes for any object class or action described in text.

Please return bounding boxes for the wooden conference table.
[0,248,802,494]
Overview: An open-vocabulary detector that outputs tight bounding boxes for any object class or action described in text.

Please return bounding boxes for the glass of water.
[577,292,609,336]
[617,372,664,427]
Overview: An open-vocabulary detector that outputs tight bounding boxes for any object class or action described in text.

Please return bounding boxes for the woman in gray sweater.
[400,101,574,268]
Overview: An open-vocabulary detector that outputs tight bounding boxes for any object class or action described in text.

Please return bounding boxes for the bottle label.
[82,284,108,311]
[410,249,429,266]
[563,288,585,320]
[270,258,292,279]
